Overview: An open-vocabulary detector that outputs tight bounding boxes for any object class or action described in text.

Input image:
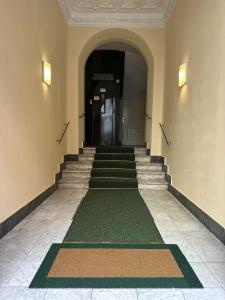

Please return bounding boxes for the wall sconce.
[42,61,51,86]
[178,64,187,87]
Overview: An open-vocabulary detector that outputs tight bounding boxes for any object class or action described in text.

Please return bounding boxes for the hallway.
[1,0,225,298]
[0,188,225,299]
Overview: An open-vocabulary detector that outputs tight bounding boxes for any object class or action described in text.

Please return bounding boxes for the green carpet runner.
[96,146,134,153]
[94,153,135,161]
[91,149,137,189]
[30,146,203,288]
[91,168,137,178]
[93,160,136,169]
[63,146,163,243]
[64,189,163,243]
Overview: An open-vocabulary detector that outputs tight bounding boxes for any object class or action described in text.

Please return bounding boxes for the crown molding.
[58,0,176,27]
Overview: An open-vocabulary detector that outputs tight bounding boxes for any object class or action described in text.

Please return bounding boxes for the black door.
[91,80,116,146]
[85,50,124,146]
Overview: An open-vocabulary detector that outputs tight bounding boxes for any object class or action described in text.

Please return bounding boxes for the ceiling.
[58,0,176,27]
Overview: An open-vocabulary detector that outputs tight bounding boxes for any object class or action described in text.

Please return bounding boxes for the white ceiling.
[58,0,176,27]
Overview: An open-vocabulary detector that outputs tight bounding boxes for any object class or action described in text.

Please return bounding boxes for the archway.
[84,42,148,147]
[77,28,154,150]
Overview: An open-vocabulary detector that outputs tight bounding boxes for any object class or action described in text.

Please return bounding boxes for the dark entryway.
[85,44,147,147]
[85,50,124,146]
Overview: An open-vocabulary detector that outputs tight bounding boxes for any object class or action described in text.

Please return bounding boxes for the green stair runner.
[30,146,203,289]
[91,168,137,178]
[96,146,134,153]
[93,160,136,169]
[63,146,163,243]
[94,153,135,161]
[30,146,202,289]
[89,178,138,189]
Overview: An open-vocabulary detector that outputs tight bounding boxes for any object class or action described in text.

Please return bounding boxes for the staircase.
[58,147,168,190]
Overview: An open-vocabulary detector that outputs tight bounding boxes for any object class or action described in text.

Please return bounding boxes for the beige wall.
[66,27,165,155]
[0,0,67,222]
[163,0,225,227]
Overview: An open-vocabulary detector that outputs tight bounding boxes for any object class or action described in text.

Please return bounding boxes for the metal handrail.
[56,122,70,144]
[159,122,171,146]
[145,113,152,120]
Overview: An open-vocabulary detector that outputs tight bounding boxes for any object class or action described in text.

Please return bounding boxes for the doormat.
[30,243,203,288]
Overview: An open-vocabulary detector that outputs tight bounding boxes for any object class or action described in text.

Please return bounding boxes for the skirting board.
[146,149,150,156]
[55,162,65,181]
[64,154,78,161]
[0,184,57,239]
[0,153,78,239]
[169,185,225,245]
[151,156,165,164]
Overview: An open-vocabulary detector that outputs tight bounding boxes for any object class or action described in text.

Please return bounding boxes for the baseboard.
[165,173,171,184]
[55,162,65,181]
[151,155,165,164]
[0,154,75,239]
[169,184,225,245]
[0,184,57,239]
[64,154,78,161]
[161,156,225,245]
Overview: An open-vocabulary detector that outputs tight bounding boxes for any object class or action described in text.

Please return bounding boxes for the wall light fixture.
[42,61,51,86]
[178,64,187,87]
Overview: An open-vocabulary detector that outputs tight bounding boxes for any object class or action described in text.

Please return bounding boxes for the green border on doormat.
[29,243,203,289]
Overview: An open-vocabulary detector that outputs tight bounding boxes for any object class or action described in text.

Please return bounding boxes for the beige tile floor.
[0,189,225,300]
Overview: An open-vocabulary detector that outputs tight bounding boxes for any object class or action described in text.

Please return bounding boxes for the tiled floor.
[0,189,225,300]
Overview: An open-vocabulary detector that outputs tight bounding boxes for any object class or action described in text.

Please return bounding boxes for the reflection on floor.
[0,189,225,299]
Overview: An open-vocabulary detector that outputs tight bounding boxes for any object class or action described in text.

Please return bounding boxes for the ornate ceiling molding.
[58,0,176,27]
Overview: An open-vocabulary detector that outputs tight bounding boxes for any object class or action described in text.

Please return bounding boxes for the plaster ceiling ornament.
[58,0,176,27]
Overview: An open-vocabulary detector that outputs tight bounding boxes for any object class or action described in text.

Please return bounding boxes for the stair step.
[65,162,92,170]
[95,153,135,161]
[59,176,89,183]
[82,148,147,154]
[138,178,168,190]
[89,178,138,189]
[78,156,94,162]
[65,161,162,170]
[62,171,90,178]
[136,162,162,171]
[137,173,165,180]
[58,180,167,191]
[58,182,89,189]
[93,160,136,169]
[58,176,89,189]
[135,156,150,162]
[79,153,150,162]
[59,147,167,191]
[91,168,137,178]
[62,170,164,180]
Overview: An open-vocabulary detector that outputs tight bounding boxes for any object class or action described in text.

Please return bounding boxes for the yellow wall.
[0,0,67,222]
[163,0,225,227]
[66,27,165,155]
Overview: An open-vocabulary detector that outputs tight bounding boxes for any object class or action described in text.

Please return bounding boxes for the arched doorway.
[84,42,147,147]
[77,28,154,151]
